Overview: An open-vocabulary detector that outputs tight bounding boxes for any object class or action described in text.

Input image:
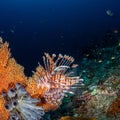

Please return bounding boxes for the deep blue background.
[0,0,120,75]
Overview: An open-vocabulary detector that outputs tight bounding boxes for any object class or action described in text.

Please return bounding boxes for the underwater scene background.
[0,0,120,120]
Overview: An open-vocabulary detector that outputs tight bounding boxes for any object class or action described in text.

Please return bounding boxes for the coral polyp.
[2,83,44,120]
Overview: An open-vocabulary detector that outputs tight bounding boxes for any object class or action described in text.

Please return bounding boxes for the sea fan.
[2,83,44,120]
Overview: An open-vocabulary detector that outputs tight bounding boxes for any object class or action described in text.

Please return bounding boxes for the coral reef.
[1,34,120,119]
[0,37,82,119]
[0,37,27,120]
[70,37,120,120]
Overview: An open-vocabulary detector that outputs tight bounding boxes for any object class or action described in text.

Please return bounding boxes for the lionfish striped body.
[31,53,84,110]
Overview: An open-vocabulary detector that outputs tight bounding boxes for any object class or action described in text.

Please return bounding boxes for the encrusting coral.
[0,37,83,119]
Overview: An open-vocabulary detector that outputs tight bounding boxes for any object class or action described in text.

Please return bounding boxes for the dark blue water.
[0,0,120,76]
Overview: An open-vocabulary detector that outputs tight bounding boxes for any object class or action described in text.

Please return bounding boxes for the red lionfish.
[28,53,84,110]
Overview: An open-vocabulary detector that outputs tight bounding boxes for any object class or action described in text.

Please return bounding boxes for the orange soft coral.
[0,37,10,73]
[0,58,27,91]
[0,37,27,119]
[0,37,27,91]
